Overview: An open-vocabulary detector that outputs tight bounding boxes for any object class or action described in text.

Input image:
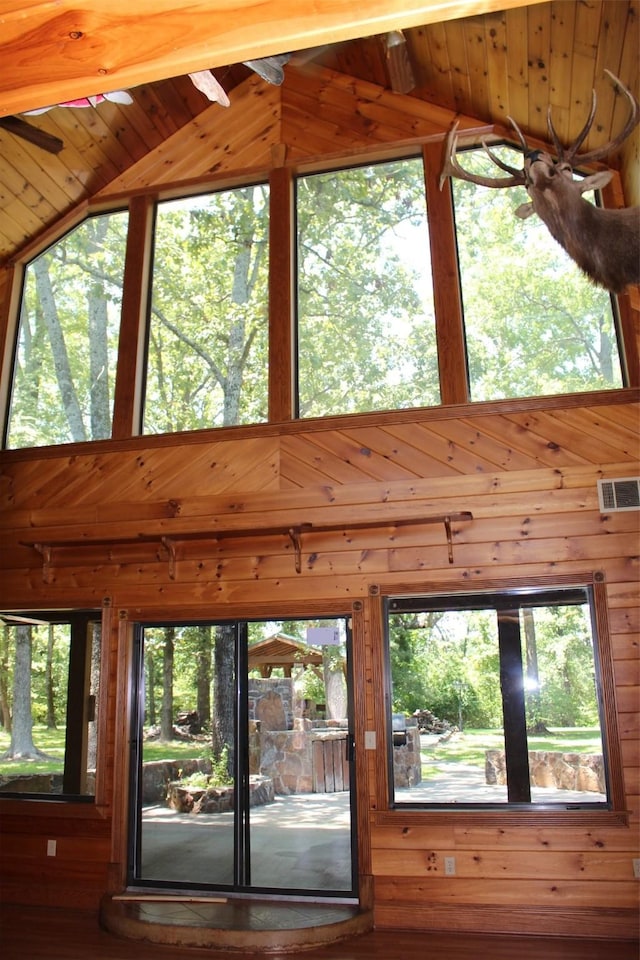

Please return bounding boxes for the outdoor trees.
[387,599,601,733]
[144,186,270,433]
[1,624,59,762]
[1,150,622,768]
[296,158,440,417]
[7,211,128,448]
[452,146,621,400]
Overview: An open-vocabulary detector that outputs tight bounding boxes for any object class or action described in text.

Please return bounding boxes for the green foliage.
[0,624,70,731]
[7,212,129,448]
[453,146,621,400]
[178,746,232,789]
[388,600,602,734]
[297,158,440,417]
[295,668,325,705]
[145,187,270,432]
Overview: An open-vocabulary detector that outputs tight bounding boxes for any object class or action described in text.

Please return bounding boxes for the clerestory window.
[1,148,629,451]
[5,211,128,449]
[295,158,440,417]
[142,185,270,434]
[385,584,616,810]
[451,144,623,400]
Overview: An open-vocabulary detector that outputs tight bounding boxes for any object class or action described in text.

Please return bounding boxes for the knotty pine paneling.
[97,75,280,197]
[0,397,638,931]
[373,901,637,940]
[3,2,639,271]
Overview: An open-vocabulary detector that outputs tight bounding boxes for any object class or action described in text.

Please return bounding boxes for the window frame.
[293,151,441,420]
[448,140,626,403]
[0,609,103,803]
[376,574,627,826]
[2,209,130,450]
[139,180,272,437]
[0,135,636,453]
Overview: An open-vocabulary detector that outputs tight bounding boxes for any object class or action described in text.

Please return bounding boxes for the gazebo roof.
[248,634,323,676]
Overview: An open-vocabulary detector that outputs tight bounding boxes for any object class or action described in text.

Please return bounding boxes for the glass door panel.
[129,617,356,897]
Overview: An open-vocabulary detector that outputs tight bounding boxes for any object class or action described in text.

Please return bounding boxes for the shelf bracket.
[33,543,52,584]
[444,516,454,564]
[161,536,177,580]
[288,527,303,574]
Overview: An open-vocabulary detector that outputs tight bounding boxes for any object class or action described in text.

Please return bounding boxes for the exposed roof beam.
[1,0,546,117]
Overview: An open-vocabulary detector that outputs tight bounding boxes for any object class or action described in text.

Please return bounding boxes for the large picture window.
[2,143,629,451]
[386,586,612,809]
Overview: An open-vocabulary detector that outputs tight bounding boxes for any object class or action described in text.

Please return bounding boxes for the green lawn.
[0,725,206,778]
[421,727,602,773]
[1,724,603,780]
[0,725,65,776]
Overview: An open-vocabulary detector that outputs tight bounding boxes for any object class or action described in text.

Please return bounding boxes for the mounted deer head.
[440,71,640,294]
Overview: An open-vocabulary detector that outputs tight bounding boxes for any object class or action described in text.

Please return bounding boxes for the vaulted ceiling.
[1,0,638,268]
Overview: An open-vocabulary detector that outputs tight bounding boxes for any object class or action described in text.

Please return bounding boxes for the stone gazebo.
[248,635,350,795]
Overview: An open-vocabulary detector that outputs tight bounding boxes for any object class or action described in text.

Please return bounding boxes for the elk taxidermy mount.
[440,71,640,294]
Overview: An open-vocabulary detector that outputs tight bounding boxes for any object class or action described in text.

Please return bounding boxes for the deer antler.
[439,122,527,191]
[548,70,639,166]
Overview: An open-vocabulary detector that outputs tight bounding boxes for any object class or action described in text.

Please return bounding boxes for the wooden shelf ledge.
[22,512,473,580]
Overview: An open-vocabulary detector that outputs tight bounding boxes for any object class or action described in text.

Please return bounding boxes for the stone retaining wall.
[142,758,212,804]
[485,749,605,793]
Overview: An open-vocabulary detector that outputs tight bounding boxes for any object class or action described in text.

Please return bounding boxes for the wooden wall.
[0,54,638,941]
[0,392,638,937]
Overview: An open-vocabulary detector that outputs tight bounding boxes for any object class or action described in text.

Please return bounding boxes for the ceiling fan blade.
[384,31,416,94]
[0,116,63,154]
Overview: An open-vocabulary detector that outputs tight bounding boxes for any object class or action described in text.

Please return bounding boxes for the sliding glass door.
[128,617,357,897]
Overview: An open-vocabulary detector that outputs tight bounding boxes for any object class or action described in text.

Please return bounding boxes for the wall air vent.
[597,477,640,513]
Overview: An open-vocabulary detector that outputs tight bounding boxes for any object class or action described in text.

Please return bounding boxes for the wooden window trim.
[1,136,637,451]
[0,609,105,804]
[111,195,155,440]
[372,572,629,828]
[422,141,468,405]
[268,165,295,422]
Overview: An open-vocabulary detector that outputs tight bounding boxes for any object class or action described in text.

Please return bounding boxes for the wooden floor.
[1,904,637,960]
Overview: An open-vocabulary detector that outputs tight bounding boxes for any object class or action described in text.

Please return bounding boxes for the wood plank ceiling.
[0,0,637,267]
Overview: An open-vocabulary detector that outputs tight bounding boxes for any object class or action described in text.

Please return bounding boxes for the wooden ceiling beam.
[1,0,547,117]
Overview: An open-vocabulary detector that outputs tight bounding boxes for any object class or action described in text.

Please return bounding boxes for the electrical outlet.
[633,858,640,879]
[444,856,456,876]
[46,839,57,857]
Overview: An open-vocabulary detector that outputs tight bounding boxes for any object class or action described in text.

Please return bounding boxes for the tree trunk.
[160,627,175,742]
[33,256,86,442]
[0,625,12,732]
[87,622,101,771]
[323,647,347,720]
[45,624,57,729]
[222,187,266,426]
[146,652,157,726]
[212,624,235,778]
[195,626,212,730]
[2,625,53,760]
[86,218,112,439]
